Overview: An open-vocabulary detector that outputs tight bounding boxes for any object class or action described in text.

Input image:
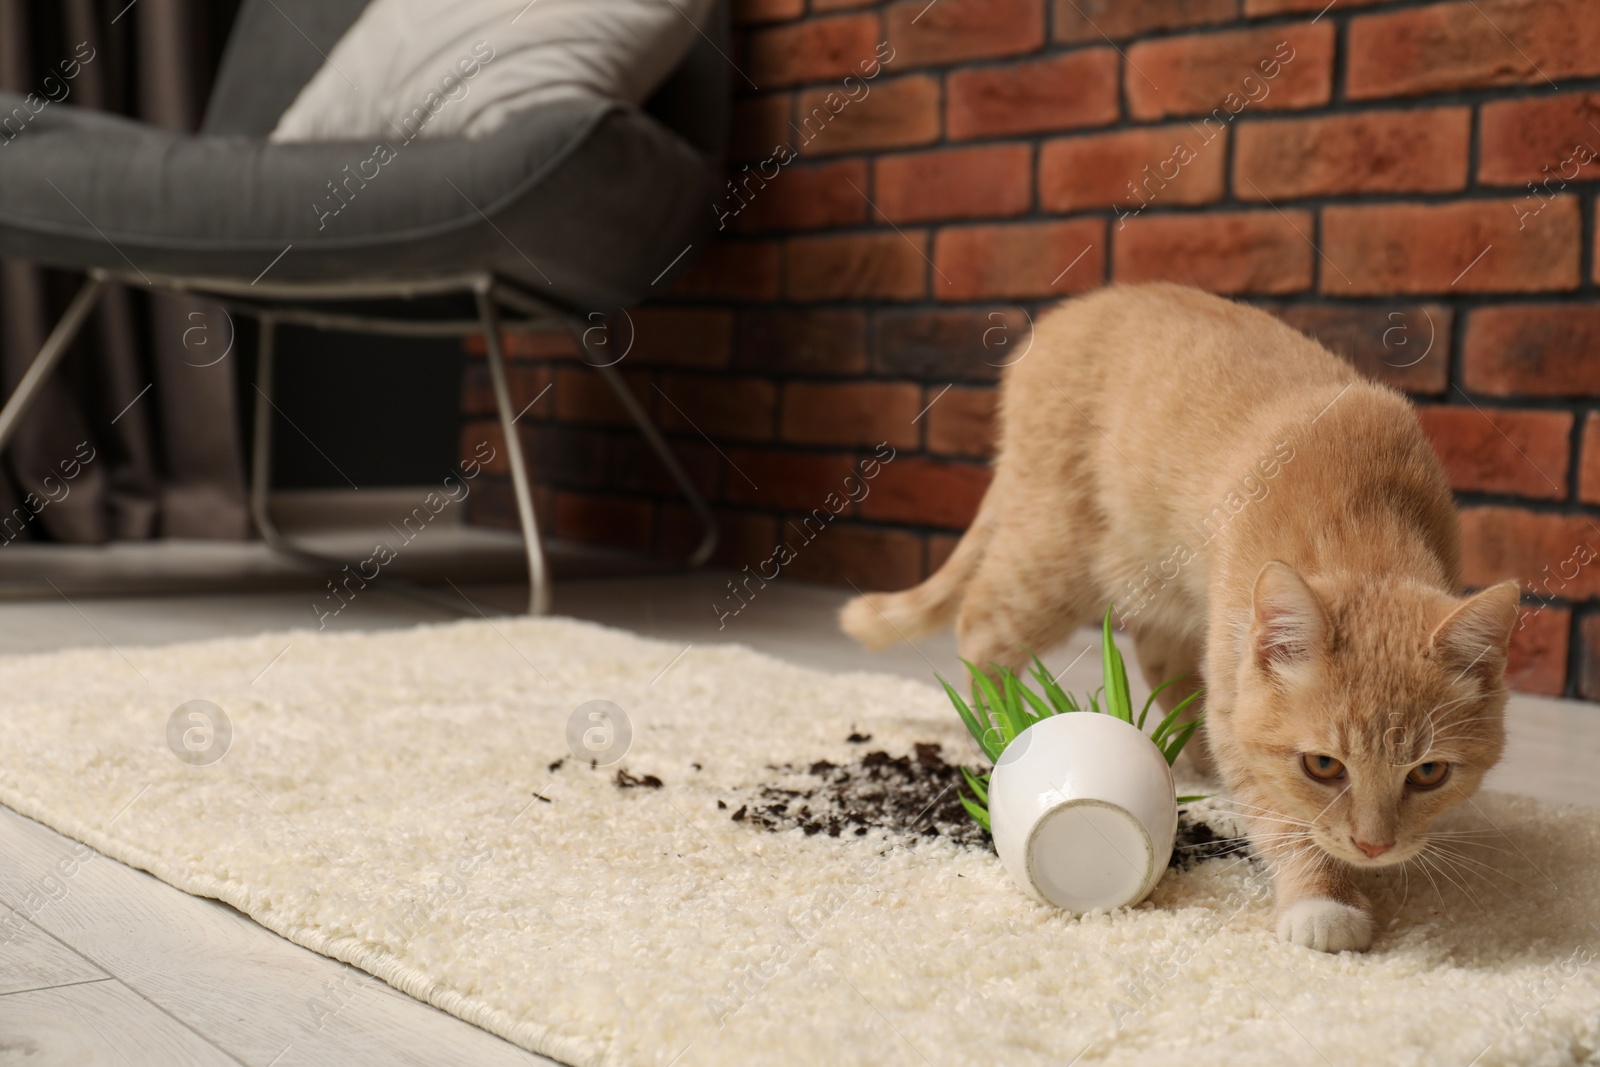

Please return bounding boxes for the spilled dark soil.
[730,741,990,848]
[615,768,664,789]
[1169,814,1238,870]
[725,737,1240,868]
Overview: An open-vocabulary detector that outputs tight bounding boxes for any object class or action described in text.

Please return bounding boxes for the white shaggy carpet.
[0,617,1597,1067]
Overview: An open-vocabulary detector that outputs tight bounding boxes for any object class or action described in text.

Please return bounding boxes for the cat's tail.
[838,476,1000,650]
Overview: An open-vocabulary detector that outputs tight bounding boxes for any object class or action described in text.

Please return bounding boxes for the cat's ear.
[1251,561,1326,673]
[1430,581,1520,681]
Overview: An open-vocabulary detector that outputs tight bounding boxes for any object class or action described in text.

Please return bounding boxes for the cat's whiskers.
[1427,852,1489,914]
[1209,792,1355,878]
[1418,714,1503,747]
[1212,851,1262,877]
[1428,711,1499,726]
[1416,849,1486,915]
[1264,837,1331,878]
[1408,851,1454,919]
[1177,828,1306,852]
[1255,843,1324,867]
[1245,822,1320,844]
[1209,796,1315,827]
[1241,844,1305,870]
[1208,799,1303,820]
[1282,782,1352,845]
[1181,841,1259,864]
[1424,841,1533,892]
[1251,835,1310,861]
[1425,858,1515,906]
[1422,830,1514,853]
[1422,724,1497,744]
[1417,694,1483,728]
[1404,695,1472,749]
[1297,847,1338,880]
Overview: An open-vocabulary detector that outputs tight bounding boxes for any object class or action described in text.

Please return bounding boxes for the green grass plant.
[939,609,1208,832]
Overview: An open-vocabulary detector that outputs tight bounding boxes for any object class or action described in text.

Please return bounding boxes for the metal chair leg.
[248,310,532,619]
[571,323,718,568]
[0,272,107,456]
[247,315,339,563]
[247,315,299,556]
[476,281,551,616]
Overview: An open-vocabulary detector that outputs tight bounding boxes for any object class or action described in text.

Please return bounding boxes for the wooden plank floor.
[1,573,1595,1065]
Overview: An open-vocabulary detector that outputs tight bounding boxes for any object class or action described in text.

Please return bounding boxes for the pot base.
[1025,799,1155,913]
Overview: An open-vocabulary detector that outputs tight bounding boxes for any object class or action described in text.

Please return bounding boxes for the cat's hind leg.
[955,513,1099,677]
[840,475,1000,650]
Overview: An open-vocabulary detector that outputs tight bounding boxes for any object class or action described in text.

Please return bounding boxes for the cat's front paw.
[1275,898,1372,953]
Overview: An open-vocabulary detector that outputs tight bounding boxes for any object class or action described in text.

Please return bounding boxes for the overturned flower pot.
[944,610,1206,915]
[989,712,1177,912]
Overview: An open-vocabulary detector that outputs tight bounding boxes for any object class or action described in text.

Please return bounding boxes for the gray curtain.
[0,0,248,545]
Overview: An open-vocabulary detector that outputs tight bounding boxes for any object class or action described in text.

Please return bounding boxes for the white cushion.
[270,0,716,143]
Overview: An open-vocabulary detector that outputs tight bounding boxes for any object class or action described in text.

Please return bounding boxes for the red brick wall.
[463,0,1600,701]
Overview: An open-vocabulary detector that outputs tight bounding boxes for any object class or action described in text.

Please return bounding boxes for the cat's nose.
[1353,837,1392,858]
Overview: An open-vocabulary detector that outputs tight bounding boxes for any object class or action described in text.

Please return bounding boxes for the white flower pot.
[987,713,1178,914]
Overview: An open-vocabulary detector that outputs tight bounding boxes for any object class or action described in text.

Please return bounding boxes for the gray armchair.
[0,0,726,613]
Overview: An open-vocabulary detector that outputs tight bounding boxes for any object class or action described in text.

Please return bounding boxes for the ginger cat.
[841,283,1519,953]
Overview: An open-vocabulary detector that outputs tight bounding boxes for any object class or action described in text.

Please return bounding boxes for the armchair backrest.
[638,1,730,162]
[201,0,370,138]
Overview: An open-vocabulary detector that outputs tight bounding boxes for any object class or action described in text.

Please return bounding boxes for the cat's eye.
[1301,754,1346,782]
[1406,761,1450,789]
